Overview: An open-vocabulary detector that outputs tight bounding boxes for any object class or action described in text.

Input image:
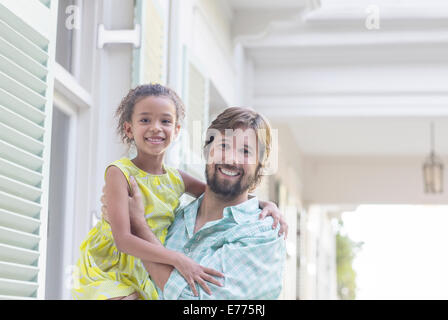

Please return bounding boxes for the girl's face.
[124,96,180,157]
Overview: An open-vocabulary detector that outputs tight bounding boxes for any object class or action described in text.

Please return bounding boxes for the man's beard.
[205,164,256,199]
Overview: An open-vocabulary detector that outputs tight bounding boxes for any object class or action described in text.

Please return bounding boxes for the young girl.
[72,84,286,300]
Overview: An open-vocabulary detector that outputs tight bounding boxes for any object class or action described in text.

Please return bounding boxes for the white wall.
[304,155,448,205]
[89,0,135,227]
[186,0,240,105]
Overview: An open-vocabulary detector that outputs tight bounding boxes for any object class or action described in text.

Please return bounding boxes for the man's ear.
[174,123,181,138]
[124,121,133,141]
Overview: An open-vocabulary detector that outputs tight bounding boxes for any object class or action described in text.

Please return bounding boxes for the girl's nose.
[149,122,162,132]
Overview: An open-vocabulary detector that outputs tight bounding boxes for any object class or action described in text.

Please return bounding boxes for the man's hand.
[258,200,289,239]
[101,175,146,232]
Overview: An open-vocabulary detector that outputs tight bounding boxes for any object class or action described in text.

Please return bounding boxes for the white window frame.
[133,0,169,86]
[49,63,92,299]
[51,0,99,292]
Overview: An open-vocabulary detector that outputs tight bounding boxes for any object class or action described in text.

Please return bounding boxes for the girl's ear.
[124,121,133,141]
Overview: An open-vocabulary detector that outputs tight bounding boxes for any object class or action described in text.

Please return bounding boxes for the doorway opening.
[340,204,448,299]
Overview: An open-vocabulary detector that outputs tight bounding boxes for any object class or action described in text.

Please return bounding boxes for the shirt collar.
[181,195,203,239]
[225,196,260,225]
[180,194,261,237]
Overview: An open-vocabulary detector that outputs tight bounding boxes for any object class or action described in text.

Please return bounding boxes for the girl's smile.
[145,136,165,144]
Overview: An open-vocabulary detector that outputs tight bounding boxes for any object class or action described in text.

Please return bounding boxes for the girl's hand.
[174,253,224,297]
[259,200,289,239]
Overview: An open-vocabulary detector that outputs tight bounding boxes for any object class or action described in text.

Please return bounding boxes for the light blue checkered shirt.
[156,194,286,300]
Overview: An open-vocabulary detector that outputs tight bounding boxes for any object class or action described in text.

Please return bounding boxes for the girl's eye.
[140,118,149,123]
[162,119,172,124]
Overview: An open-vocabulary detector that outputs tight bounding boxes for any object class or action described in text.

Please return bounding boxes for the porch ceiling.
[286,117,448,156]
[230,0,448,157]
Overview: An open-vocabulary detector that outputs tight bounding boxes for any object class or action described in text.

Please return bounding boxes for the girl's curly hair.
[115,83,185,145]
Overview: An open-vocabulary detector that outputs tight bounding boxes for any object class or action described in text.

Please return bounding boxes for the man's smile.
[217,165,242,178]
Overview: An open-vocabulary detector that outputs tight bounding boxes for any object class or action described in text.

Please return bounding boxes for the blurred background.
[1,0,448,300]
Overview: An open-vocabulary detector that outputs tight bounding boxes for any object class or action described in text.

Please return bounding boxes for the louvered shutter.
[133,0,166,86]
[0,0,57,299]
[182,48,209,179]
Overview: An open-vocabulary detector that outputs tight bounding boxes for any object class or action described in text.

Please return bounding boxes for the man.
[105,107,286,299]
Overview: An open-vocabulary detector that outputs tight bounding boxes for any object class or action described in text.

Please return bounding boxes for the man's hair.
[203,107,272,191]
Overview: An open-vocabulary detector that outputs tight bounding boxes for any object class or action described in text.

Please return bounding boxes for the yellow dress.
[72,158,185,300]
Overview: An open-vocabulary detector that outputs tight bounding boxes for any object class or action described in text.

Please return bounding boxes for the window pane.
[56,0,75,72]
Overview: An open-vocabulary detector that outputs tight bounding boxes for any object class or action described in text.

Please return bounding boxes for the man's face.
[205,128,260,198]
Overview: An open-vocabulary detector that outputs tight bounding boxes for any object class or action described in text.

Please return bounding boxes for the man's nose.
[223,148,244,165]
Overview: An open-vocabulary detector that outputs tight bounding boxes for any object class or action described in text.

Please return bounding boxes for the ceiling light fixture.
[423,122,444,194]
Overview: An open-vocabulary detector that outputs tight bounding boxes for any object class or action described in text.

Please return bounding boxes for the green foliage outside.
[335,218,364,300]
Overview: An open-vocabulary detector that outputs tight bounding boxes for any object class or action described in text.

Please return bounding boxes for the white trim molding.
[54,63,93,110]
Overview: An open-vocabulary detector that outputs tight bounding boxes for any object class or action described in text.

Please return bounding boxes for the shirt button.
[184,247,190,254]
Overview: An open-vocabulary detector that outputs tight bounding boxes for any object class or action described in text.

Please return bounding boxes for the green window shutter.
[181,47,209,179]
[38,0,50,8]
[0,0,57,299]
[133,0,166,86]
